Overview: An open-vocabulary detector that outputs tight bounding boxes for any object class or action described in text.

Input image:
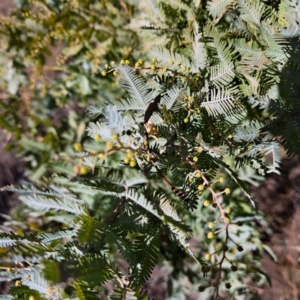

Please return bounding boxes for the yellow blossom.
[208,222,214,229]
[203,200,210,207]
[184,118,189,123]
[111,133,119,141]
[94,134,102,142]
[225,188,230,195]
[80,166,88,175]
[106,141,114,151]
[101,70,107,76]
[204,253,211,260]
[219,177,224,183]
[151,57,157,63]
[195,172,201,178]
[15,280,22,287]
[73,143,82,152]
[198,184,204,191]
[193,156,198,162]
[129,160,137,167]
[126,151,134,159]
[197,147,203,153]
[207,232,214,239]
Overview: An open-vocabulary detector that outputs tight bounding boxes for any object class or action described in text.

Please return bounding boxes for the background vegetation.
[0,0,299,299]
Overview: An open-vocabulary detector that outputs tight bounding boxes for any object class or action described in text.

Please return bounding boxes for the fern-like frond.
[264,141,281,174]
[123,189,162,220]
[233,122,260,143]
[20,194,84,214]
[237,0,266,25]
[86,104,103,118]
[130,228,160,287]
[118,65,152,108]
[77,254,113,285]
[237,52,271,73]
[148,45,194,70]
[161,87,186,110]
[110,287,138,300]
[210,63,235,87]
[38,230,76,244]
[192,22,206,70]
[209,32,235,65]
[22,270,49,295]
[278,0,300,27]
[201,88,235,116]
[207,0,235,19]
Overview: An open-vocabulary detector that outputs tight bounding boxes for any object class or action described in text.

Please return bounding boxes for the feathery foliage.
[1,0,300,299]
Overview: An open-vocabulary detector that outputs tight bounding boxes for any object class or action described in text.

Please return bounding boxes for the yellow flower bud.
[98,153,104,159]
[226,207,231,214]
[203,200,210,207]
[198,184,204,191]
[120,59,125,65]
[94,134,102,142]
[181,66,187,71]
[204,253,211,260]
[129,160,137,167]
[219,177,224,183]
[101,70,107,76]
[162,67,168,73]
[184,118,189,123]
[138,59,143,64]
[135,62,140,68]
[125,60,130,65]
[195,172,201,178]
[73,143,82,152]
[208,222,214,229]
[170,60,174,65]
[126,151,134,159]
[225,188,230,195]
[105,64,109,69]
[151,57,157,63]
[124,158,129,164]
[15,280,22,287]
[187,96,193,101]
[197,147,203,153]
[188,177,193,183]
[193,156,198,162]
[80,166,88,175]
[106,141,114,151]
[111,133,119,141]
[113,71,118,76]
[207,232,214,239]
[150,64,156,70]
